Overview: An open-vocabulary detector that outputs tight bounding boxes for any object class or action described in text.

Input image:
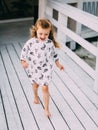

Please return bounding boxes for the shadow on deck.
[0,42,98,130]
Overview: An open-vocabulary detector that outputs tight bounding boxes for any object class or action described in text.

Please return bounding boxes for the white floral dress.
[20,38,59,86]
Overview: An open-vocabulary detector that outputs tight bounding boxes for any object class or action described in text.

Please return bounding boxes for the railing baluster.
[94,41,98,93]
[83,1,98,16]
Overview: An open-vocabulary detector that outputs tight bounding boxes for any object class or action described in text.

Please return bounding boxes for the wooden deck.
[0,42,98,130]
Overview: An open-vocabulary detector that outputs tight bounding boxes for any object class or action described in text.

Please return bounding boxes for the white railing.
[83,0,98,16]
[41,0,98,93]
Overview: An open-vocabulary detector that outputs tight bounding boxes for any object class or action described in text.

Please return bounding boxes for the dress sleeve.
[52,44,59,62]
[20,40,31,61]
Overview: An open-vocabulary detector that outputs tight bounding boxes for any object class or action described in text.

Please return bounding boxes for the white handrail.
[48,0,98,32]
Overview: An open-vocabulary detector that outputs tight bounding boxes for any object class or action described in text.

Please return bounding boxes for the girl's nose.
[41,34,45,38]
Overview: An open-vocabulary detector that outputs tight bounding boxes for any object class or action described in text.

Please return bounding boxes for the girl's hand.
[58,64,64,70]
[55,60,64,70]
[21,60,28,68]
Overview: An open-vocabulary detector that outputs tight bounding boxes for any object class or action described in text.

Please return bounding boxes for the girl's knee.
[42,85,49,93]
[32,83,39,89]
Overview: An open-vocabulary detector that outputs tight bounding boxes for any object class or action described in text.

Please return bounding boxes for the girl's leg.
[32,83,39,104]
[42,85,51,117]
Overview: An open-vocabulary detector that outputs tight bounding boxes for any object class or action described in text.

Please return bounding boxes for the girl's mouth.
[40,38,45,41]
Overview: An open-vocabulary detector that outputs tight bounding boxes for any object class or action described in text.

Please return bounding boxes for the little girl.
[20,19,64,117]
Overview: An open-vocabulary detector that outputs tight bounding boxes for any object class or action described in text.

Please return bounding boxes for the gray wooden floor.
[0,42,98,130]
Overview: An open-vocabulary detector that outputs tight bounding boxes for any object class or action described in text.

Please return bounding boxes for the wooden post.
[57,12,68,44]
[94,41,98,93]
[69,0,83,50]
[76,0,83,34]
[38,0,47,18]
[67,2,83,50]
[34,0,38,24]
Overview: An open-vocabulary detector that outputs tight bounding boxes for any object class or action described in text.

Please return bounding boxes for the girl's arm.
[55,60,64,70]
[52,42,64,70]
[20,41,30,68]
[21,60,28,68]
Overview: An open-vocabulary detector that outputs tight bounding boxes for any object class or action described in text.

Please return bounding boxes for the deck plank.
[38,88,70,130]
[53,69,98,130]
[0,48,23,130]
[0,90,7,130]
[0,43,98,130]
[49,82,85,130]
[55,68,98,130]
[0,45,38,130]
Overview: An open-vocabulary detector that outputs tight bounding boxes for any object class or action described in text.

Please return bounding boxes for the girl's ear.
[30,25,37,37]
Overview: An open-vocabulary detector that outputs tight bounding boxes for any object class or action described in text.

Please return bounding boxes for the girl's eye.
[39,33,48,36]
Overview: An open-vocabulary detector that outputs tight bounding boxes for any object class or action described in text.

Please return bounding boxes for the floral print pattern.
[20,38,58,86]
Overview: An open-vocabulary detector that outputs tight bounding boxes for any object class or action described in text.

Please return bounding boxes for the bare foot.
[44,110,51,117]
[34,96,40,104]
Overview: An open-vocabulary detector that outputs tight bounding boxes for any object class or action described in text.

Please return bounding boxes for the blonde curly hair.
[30,19,60,48]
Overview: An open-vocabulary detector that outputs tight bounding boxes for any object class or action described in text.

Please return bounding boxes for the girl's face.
[36,26,50,42]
